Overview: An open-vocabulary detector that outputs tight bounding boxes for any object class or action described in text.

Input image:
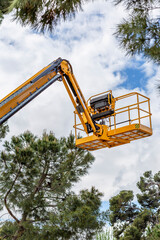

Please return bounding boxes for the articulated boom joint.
[0,57,152,151]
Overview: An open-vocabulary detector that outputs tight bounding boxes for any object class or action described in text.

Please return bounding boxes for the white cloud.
[140,61,157,78]
[0,0,159,207]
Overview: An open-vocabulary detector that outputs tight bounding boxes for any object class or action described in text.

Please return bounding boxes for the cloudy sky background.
[0,0,160,216]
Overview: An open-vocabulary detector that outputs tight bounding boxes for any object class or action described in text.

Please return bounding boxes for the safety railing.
[73,92,152,139]
[108,92,152,131]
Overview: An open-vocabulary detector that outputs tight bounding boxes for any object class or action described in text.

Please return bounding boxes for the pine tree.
[0,131,107,240]
[1,0,87,32]
[113,0,160,93]
[0,0,10,24]
[0,122,9,141]
[109,170,160,240]
[114,0,160,64]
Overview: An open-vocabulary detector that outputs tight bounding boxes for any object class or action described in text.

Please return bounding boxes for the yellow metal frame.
[60,60,96,134]
[0,70,57,119]
[0,58,152,151]
[74,92,152,150]
[0,65,51,104]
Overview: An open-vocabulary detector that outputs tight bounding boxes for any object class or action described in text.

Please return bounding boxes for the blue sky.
[119,65,147,90]
[118,58,158,91]
[0,0,159,220]
[101,201,110,212]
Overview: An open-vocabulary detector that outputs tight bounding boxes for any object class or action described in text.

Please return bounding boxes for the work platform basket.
[74,92,152,151]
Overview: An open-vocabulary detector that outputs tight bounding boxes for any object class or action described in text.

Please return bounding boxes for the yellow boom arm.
[0,58,97,134]
[0,58,152,150]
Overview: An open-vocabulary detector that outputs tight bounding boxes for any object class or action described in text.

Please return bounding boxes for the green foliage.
[7,0,87,32]
[109,190,138,224]
[114,0,157,10]
[109,171,160,240]
[0,131,107,239]
[0,221,18,240]
[96,227,116,240]
[0,221,41,240]
[121,209,151,240]
[137,170,160,210]
[115,14,160,63]
[0,122,9,141]
[39,187,108,239]
[0,0,10,24]
[109,190,139,239]
[114,0,160,64]
[0,188,107,239]
[146,224,160,240]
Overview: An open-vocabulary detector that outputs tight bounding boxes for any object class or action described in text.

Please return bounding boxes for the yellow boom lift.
[0,58,152,150]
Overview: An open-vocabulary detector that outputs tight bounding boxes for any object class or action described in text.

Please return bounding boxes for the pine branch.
[46,204,57,208]
[1,153,7,168]
[33,161,49,195]
[4,165,22,223]
[29,217,50,223]
[12,225,25,240]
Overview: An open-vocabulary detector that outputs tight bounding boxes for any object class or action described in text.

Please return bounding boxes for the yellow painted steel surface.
[0,71,56,119]
[0,65,51,103]
[0,58,62,125]
[0,58,152,151]
[76,124,152,151]
[74,92,152,150]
